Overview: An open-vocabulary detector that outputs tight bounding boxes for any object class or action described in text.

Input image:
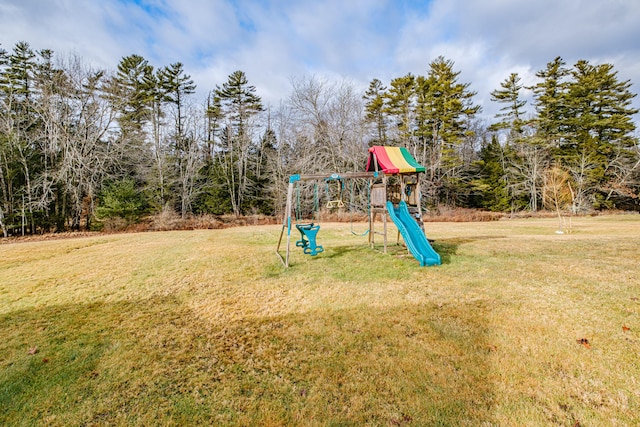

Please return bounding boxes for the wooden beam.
[290,171,386,182]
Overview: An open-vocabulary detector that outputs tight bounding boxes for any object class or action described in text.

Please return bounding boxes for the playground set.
[276,146,442,267]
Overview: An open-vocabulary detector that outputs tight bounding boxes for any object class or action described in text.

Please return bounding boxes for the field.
[1,215,639,426]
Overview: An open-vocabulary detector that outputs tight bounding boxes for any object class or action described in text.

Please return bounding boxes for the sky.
[2,0,640,123]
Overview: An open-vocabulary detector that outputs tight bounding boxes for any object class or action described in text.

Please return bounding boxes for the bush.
[95,179,147,228]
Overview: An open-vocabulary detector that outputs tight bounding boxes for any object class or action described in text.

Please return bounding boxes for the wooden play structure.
[276,146,441,267]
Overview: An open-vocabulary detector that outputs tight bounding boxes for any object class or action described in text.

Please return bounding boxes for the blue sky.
[2,0,640,123]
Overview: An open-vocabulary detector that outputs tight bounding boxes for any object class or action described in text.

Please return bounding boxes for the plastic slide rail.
[386,201,441,266]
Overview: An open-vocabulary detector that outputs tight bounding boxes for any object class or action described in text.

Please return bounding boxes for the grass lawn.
[1,215,639,426]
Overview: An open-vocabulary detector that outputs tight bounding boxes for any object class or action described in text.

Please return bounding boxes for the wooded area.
[1,41,638,236]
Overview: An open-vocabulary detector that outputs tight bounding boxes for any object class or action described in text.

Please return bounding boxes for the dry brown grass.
[1,214,639,425]
[424,206,505,222]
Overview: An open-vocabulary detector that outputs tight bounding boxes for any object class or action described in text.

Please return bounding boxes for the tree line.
[0,41,638,236]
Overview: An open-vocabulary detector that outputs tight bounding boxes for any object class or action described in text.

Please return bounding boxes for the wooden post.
[371,155,380,250]
[383,175,388,253]
[276,179,295,267]
[398,175,408,244]
[276,223,286,265]
[285,180,295,267]
[368,178,373,248]
[416,173,425,233]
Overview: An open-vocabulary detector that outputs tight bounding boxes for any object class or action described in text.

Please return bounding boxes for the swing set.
[279,172,371,265]
[275,146,441,268]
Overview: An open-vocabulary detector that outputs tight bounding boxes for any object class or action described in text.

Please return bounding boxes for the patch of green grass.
[1,215,640,425]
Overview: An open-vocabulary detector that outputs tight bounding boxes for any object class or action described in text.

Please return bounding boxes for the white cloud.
[1,0,121,66]
[1,0,639,121]
[393,0,640,120]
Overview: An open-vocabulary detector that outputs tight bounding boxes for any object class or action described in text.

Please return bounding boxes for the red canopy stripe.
[366,146,424,174]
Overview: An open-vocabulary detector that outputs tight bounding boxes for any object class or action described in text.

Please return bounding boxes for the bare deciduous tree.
[51,55,118,229]
[542,164,574,233]
[287,75,366,174]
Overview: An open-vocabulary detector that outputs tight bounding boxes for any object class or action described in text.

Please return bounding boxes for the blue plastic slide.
[386,201,441,266]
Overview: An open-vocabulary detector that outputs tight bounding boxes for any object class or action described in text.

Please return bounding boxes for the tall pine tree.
[564,60,638,208]
[363,78,387,145]
[384,73,415,148]
[416,56,481,205]
[490,72,527,135]
[531,57,570,149]
[214,70,263,217]
[158,62,197,216]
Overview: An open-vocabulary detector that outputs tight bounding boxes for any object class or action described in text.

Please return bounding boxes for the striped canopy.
[365,146,425,174]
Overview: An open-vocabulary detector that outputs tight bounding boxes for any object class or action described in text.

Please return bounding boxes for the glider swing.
[293,181,324,256]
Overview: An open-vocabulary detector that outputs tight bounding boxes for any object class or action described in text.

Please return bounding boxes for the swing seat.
[295,223,324,256]
[295,223,313,249]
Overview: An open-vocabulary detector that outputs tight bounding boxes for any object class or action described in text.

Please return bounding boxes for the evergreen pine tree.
[490,72,527,134]
[112,54,155,137]
[214,70,263,216]
[416,56,481,205]
[472,136,510,211]
[564,60,639,208]
[158,62,197,216]
[0,42,39,234]
[531,57,570,149]
[158,62,196,150]
[362,78,387,145]
[384,73,415,147]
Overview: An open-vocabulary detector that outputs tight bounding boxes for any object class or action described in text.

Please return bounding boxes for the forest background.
[0,40,638,236]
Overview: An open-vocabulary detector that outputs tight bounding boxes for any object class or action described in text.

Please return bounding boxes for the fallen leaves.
[575,326,633,350]
[28,346,38,355]
[390,414,413,426]
[576,338,590,349]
